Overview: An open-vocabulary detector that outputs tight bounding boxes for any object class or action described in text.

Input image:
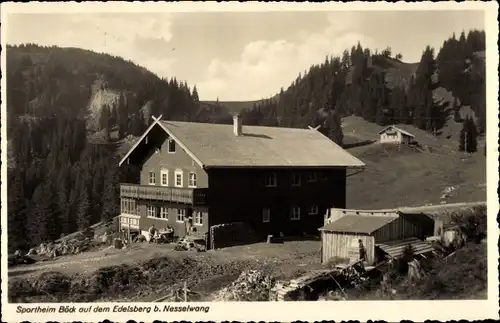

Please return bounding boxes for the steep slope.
[6,45,224,135]
[5,45,227,253]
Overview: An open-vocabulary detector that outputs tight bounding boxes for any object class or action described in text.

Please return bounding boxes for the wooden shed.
[378,125,415,144]
[319,210,427,265]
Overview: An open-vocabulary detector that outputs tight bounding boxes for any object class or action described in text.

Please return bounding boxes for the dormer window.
[265,173,277,187]
[168,139,176,153]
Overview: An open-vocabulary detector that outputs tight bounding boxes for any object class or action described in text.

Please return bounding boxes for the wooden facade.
[371,216,424,243]
[321,232,376,265]
[320,209,431,265]
[118,119,360,246]
[120,183,208,205]
[207,167,347,238]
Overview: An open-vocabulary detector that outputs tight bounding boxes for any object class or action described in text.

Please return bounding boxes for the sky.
[6,10,485,101]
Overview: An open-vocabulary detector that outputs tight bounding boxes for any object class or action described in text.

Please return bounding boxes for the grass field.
[343,116,486,209]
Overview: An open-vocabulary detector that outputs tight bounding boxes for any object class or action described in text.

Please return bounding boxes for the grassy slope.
[343,115,486,209]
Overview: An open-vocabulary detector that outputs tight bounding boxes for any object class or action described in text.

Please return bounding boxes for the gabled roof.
[378,125,415,138]
[319,214,398,234]
[119,118,366,169]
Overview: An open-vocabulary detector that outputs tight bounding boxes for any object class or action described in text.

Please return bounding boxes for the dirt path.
[8,240,322,279]
[8,244,181,277]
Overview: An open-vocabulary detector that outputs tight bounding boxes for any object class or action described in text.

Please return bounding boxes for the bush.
[31,271,72,300]
[405,243,487,299]
[8,279,36,302]
[450,205,487,243]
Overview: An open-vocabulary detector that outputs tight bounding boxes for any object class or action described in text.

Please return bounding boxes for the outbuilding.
[319,209,433,265]
[378,125,415,144]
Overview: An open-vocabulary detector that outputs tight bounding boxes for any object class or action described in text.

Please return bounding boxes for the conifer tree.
[459,116,478,153]
[117,92,129,139]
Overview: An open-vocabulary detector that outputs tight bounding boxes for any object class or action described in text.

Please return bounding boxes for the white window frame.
[265,172,277,187]
[194,211,203,226]
[147,205,157,218]
[262,208,271,223]
[160,169,169,186]
[308,205,318,215]
[121,198,138,215]
[168,138,176,153]
[307,172,317,183]
[188,172,197,188]
[148,171,156,185]
[176,208,185,223]
[160,207,168,220]
[175,169,183,188]
[291,173,301,186]
[290,206,301,221]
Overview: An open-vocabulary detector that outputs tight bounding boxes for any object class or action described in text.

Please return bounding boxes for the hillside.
[342,116,486,209]
[6,44,231,136]
[5,44,226,253]
[5,30,486,254]
[237,30,486,149]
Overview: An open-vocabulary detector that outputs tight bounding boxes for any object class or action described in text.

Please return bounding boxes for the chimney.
[233,114,242,136]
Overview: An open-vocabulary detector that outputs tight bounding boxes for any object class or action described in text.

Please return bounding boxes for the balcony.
[120,183,208,206]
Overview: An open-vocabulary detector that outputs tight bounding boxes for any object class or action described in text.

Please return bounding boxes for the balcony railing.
[120,183,208,205]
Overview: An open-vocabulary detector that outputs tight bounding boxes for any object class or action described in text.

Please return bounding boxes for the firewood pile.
[211,270,276,301]
[23,231,108,261]
[29,237,99,259]
[7,250,36,267]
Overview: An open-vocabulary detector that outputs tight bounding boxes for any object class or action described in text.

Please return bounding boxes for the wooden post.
[464,131,467,154]
[183,281,188,302]
[128,222,131,246]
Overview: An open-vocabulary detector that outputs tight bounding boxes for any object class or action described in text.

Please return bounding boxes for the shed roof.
[119,118,366,168]
[319,215,398,234]
[376,237,435,258]
[378,125,415,138]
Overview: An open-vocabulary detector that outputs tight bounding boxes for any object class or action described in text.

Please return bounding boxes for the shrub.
[33,271,72,296]
[8,279,36,302]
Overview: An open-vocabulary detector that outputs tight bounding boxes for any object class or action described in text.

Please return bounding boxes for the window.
[121,198,138,215]
[291,173,301,186]
[147,205,157,218]
[194,211,203,226]
[265,173,277,187]
[307,172,317,183]
[160,207,168,220]
[160,169,169,186]
[290,207,300,221]
[176,208,185,222]
[168,139,176,153]
[188,172,197,188]
[262,208,271,223]
[175,170,183,187]
[149,171,156,185]
[308,205,318,215]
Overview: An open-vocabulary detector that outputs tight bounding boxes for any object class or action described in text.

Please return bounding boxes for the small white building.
[378,125,415,144]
